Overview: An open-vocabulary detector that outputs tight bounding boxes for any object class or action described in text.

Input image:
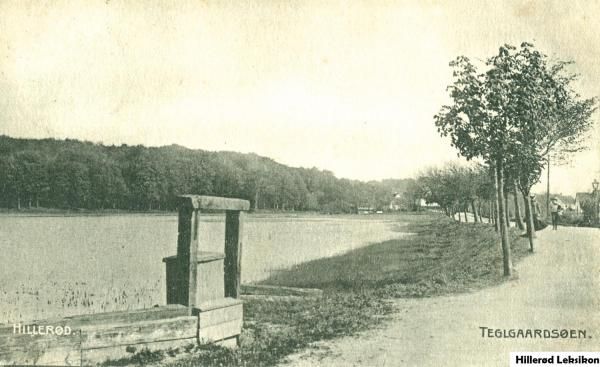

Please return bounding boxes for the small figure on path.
[550,197,561,230]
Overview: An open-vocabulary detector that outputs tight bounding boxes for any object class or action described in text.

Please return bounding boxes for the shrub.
[560,211,585,227]
[580,199,599,227]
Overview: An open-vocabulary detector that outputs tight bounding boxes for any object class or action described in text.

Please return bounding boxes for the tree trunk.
[546,157,550,221]
[523,193,536,252]
[17,193,21,210]
[504,196,510,227]
[464,208,469,222]
[524,195,530,236]
[484,201,488,223]
[513,180,525,230]
[496,160,512,276]
[493,166,500,232]
[471,201,479,223]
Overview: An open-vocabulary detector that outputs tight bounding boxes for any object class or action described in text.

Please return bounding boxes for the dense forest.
[0,135,411,212]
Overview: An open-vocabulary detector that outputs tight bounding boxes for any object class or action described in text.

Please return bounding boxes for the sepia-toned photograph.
[0,1,599,366]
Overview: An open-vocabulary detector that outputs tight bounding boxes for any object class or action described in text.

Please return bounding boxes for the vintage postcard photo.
[0,0,599,366]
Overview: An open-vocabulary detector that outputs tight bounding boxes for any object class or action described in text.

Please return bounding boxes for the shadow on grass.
[260,212,531,297]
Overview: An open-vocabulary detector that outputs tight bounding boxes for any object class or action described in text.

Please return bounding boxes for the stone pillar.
[224,210,244,298]
[176,197,199,312]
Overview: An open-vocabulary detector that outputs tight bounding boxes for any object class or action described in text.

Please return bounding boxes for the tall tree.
[504,43,596,251]
[435,42,597,271]
[435,51,517,276]
[512,180,525,230]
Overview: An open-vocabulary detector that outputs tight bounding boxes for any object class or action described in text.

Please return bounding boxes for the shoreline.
[0,208,411,220]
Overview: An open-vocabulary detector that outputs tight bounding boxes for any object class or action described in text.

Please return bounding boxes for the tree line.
[434,42,596,276]
[410,162,528,228]
[0,135,410,213]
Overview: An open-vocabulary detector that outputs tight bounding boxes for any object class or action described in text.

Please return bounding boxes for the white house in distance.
[389,192,402,211]
[389,192,440,211]
[417,198,440,209]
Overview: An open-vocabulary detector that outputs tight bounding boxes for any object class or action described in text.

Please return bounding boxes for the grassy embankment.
[107,212,531,367]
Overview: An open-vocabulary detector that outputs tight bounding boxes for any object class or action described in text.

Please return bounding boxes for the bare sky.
[1,0,599,195]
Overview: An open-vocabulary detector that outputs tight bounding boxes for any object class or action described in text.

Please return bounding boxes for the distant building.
[417,198,440,209]
[389,192,402,211]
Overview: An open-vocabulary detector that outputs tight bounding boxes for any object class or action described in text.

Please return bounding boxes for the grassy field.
[108,211,531,367]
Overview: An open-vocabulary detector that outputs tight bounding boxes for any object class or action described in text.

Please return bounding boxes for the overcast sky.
[1,0,599,195]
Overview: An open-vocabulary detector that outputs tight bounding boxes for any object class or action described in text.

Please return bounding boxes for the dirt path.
[282,227,600,367]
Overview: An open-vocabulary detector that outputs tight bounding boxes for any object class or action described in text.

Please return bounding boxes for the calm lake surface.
[0,213,405,323]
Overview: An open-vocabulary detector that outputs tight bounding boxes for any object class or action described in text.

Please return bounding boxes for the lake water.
[0,213,404,323]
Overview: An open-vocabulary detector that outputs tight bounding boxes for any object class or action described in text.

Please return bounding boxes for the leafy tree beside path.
[435,42,596,275]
